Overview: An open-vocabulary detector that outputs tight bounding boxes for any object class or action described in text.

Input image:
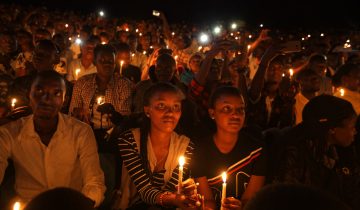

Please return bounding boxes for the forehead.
[150,91,183,102]
[215,95,244,105]
[32,77,65,90]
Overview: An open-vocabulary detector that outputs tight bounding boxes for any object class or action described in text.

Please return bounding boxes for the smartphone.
[281,41,301,54]
[152,10,160,17]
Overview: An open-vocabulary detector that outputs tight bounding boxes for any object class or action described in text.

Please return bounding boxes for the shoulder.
[238,130,265,151]
[0,115,29,136]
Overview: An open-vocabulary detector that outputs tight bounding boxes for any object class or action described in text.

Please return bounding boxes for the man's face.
[0,34,16,54]
[81,43,95,61]
[155,59,176,82]
[266,62,283,84]
[310,61,327,77]
[30,77,65,120]
[300,73,322,93]
[33,45,58,72]
[95,51,115,77]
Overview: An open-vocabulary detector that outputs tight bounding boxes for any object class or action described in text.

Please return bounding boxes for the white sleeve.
[77,125,106,207]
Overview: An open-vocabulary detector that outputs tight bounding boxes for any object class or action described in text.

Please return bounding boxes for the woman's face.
[209,95,245,134]
[144,91,182,134]
[330,116,357,147]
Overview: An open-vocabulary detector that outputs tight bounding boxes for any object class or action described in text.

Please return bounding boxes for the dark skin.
[29,76,66,146]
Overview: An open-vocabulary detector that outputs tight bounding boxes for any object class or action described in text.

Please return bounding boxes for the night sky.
[4,0,360,29]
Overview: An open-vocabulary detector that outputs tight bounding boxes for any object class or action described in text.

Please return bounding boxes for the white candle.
[11,98,17,110]
[247,44,251,51]
[120,60,124,75]
[220,172,227,210]
[75,68,81,80]
[13,201,21,210]
[178,156,185,194]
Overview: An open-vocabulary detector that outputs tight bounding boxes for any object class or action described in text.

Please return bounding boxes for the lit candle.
[65,23,69,28]
[120,60,124,75]
[177,156,185,194]
[97,96,105,105]
[135,28,139,33]
[289,68,294,79]
[172,32,175,36]
[340,88,345,97]
[11,98,17,110]
[221,172,227,210]
[198,46,203,51]
[75,68,81,80]
[125,28,129,32]
[101,41,106,45]
[143,50,147,55]
[13,201,21,210]
[248,35,252,39]
[139,33,143,36]
[131,53,135,57]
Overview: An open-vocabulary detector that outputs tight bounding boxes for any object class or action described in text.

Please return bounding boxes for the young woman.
[116,82,214,209]
[193,86,267,210]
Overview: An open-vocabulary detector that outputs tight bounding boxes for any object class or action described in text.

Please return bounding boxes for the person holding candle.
[67,38,98,82]
[192,86,267,210]
[0,71,106,207]
[116,82,215,209]
[113,43,141,84]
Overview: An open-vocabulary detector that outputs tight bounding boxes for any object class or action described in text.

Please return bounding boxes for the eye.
[173,104,181,112]
[155,103,166,110]
[221,105,232,113]
[54,90,63,97]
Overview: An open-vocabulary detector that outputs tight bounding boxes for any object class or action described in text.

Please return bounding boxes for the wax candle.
[120,60,124,75]
[178,156,185,194]
[97,96,105,105]
[220,172,227,210]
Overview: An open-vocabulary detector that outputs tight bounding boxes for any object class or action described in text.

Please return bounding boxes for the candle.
[143,51,147,55]
[13,201,21,210]
[340,88,345,97]
[289,68,294,79]
[220,172,227,210]
[172,32,175,36]
[177,156,185,194]
[97,96,105,105]
[120,60,124,75]
[75,68,81,80]
[65,23,69,28]
[101,41,106,45]
[135,28,139,33]
[11,98,17,110]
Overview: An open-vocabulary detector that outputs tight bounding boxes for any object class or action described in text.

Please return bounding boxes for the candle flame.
[13,202,21,210]
[289,68,294,77]
[340,88,345,96]
[97,96,105,105]
[222,172,227,183]
[11,98,17,105]
[120,60,124,66]
[179,156,185,167]
[247,45,251,50]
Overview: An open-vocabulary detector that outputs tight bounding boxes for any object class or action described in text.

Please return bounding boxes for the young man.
[0,71,106,207]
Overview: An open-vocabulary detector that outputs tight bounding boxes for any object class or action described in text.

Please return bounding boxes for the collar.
[18,113,66,141]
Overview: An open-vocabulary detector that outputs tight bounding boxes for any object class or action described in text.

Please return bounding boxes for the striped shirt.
[118,129,194,206]
[69,73,134,116]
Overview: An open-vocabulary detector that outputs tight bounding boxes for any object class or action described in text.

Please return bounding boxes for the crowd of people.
[0,3,360,210]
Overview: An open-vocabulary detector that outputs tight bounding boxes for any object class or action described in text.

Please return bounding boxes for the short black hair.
[113,42,131,53]
[32,70,66,90]
[24,187,95,210]
[143,82,184,106]
[209,86,243,108]
[93,44,116,62]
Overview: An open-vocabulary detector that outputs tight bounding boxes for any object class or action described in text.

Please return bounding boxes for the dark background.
[3,0,360,29]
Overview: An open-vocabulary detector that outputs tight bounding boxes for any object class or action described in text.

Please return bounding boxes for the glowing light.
[199,33,209,43]
[301,37,305,41]
[231,23,237,30]
[125,28,129,32]
[143,51,147,55]
[75,38,82,45]
[346,39,350,43]
[13,201,21,210]
[320,33,324,37]
[68,37,72,41]
[101,42,106,45]
[307,34,311,38]
[260,24,264,28]
[222,172,227,183]
[179,156,185,167]
[75,68,81,80]
[340,88,345,97]
[135,29,139,33]
[65,24,69,28]
[99,10,105,17]
[213,26,221,34]
[97,96,105,105]
[289,68,294,78]
[248,35,252,39]
[171,32,175,36]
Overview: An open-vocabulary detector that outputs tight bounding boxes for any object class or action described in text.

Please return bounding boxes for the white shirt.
[294,92,310,125]
[67,58,97,81]
[0,114,106,206]
[334,87,360,115]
